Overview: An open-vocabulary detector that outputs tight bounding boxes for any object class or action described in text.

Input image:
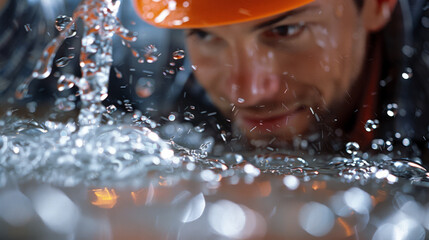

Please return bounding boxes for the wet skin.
[185,0,395,147]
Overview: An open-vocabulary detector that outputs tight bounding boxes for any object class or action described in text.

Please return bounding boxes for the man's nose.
[226,44,281,106]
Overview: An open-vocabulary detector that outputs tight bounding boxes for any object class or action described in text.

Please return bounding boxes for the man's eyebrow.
[253,5,318,30]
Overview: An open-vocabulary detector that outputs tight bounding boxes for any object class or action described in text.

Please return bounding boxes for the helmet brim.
[134,0,315,28]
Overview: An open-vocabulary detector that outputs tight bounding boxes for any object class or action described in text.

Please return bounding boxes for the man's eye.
[263,24,304,38]
[187,29,216,41]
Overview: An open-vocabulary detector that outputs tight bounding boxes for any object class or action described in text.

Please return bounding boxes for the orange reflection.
[131,187,152,206]
[131,184,178,206]
[91,188,118,209]
[337,217,354,237]
[408,162,426,171]
[311,181,327,191]
[371,190,387,207]
[158,176,168,186]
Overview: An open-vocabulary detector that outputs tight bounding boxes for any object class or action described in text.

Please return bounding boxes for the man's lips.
[238,106,307,130]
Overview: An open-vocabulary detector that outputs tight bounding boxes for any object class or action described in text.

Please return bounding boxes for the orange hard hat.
[133,0,315,28]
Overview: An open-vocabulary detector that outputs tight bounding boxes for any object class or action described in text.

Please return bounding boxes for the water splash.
[345,142,360,156]
[365,119,379,132]
[16,0,137,126]
[386,103,398,117]
[0,119,177,186]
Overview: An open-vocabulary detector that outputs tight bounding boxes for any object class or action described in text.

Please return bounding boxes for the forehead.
[193,0,357,32]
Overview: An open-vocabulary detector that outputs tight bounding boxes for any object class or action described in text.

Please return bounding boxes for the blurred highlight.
[91,188,118,209]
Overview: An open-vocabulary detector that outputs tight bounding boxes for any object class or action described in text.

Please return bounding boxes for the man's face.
[185,0,369,146]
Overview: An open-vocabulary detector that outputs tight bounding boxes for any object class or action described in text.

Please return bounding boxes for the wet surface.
[1,115,429,239]
[0,165,428,239]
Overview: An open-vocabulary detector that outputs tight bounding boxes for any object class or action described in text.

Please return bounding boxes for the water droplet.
[168,114,176,121]
[144,45,159,63]
[15,82,29,100]
[135,77,155,98]
[24,24,31,32]
[194,123,206,133]
[26,101,38,113]
[191,65,198,71]
[55,98,75,112]
[179,66,185,71]
[100,93,108,101]
[402,138,411,147]
[116,27,138,42]
[113,67,122,78]
[402,72,411,80]
[57,74,75,91]
[184,112,195,121]
[55,15,76,38]
[237,98,245,103]
[172,50,185,60]
[132,111,142,121]
[364,119,379,132]
[131,49,140,58]
[55,15,73,32]
[163,69,175,75]
[345,142,360,156]
[55,57,72,68]
[371,139,384,150]
[386,103,398,117]
[385,140,394,151]
[146,55,158,63]
[254,154,309,170]
[402,67,413,80]
[402,67,413,79]
[106,105,117,114]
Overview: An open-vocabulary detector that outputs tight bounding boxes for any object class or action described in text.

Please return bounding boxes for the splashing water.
[15,0,137,126]
[386,103,398,117]
[365,119,379,132]
[3,0,231,189]
[345,142,360,156]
